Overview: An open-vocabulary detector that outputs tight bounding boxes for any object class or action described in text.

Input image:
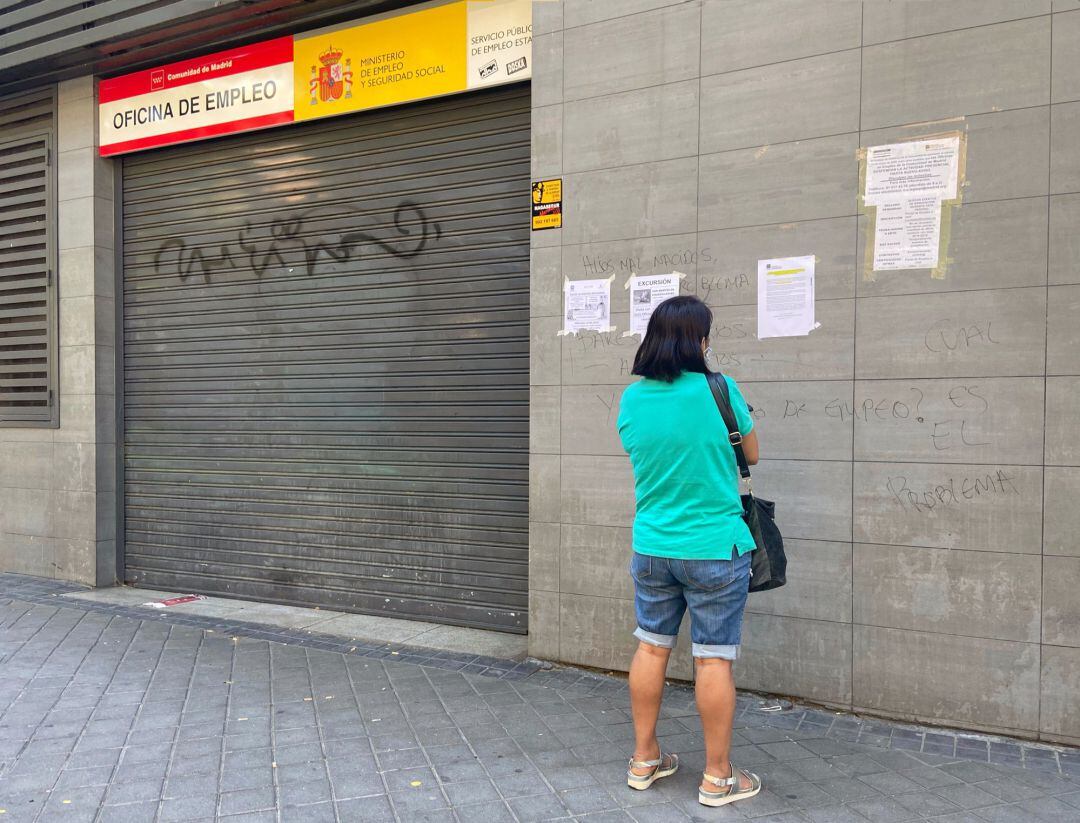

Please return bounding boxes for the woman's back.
[618,371,755,560]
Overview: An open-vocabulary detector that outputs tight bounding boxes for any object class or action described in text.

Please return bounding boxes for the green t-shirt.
[617,371,756,560]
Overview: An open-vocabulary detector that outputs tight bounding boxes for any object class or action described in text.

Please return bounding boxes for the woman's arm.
[742,429,759,466]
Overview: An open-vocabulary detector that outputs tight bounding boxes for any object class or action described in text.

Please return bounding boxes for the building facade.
[1,0,1078,745]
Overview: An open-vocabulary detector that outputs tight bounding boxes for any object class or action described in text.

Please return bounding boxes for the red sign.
[98,37,294,156]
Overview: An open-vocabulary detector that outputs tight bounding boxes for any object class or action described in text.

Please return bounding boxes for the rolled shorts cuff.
[634,627,677,649]
[692,642,740,660]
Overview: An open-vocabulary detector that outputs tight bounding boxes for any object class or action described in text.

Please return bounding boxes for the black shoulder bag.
[706,373,787,593]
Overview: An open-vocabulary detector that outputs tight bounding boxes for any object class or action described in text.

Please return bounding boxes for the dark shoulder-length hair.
[631,295,712,382]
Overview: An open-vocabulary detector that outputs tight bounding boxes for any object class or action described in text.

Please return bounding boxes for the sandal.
[626,751,679,790]
[699,762,761,807]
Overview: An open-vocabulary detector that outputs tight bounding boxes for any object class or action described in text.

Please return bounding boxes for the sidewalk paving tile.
[1,573,1078,823]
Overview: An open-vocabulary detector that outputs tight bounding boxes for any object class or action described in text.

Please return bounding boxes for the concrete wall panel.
[558,593,637,671]
[751,459,853,543]
[1041,645,1080,743]
[528,590,560,660]
[1046,285,1080,375]
[738,381,855,462]
[560,322,637,387]
[530,385,561,455]
[561,233,701,288]
[856,199,1048,297]
[563,0,687,29]
[1050,101,1080,193]
[530,316,563,386]
[863,107,1050,205]
[853,543,1041,642]
[1044,467,1080,556]
[853,461,1043,553]
[560,455,634,528]
[739,614,853,707]
[863,1,1051,46]
[1045,376,1080,464]
[562,158,698,245]
[853,377,1044,465]
[560,385,626,457]
[711,299,855,383]
[697,218,857,308]
[1042,556,1080,646]
[699,134,858,230]
[531,32,563,108]
[530,246,562,318]
[530,0,1072,739]
[529,453,561,524]
[1049,194,1080,285]
[560,524,633,601]
[1053,8,1080,103]
[853,626,1041,733]
[860,18,1051,130]
[531,103,562,179]
[855,288,1047,379]
[700,50,861,154]
[700,0,862,76]
[563,81,699,173]
[562,4,700,101]
[529,521,560,594]
[746,539,853,624]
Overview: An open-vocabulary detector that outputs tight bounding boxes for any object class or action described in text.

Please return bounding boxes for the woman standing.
[616,295,761,808]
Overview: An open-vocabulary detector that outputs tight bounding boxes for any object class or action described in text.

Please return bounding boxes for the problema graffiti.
[153,201,442,282]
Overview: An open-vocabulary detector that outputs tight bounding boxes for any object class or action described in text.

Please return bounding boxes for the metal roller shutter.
[121,84,530,632]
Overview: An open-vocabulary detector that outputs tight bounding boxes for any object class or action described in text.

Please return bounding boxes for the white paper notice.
[873,195,942,270]
[864,136,960,204]
[628,273,680,336]
[563,278,612,333]
[864,136,960,272]
[757,255,816,339]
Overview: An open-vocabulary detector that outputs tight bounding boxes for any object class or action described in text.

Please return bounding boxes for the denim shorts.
[630,550,752,660]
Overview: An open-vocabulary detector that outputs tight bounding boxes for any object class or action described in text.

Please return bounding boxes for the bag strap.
[706,372,752,481]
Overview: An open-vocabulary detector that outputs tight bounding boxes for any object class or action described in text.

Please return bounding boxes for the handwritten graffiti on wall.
[153,202,442,282]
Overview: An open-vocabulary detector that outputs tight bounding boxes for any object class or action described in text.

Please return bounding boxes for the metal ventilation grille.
[0,86,54,425]
[121,84,531,632]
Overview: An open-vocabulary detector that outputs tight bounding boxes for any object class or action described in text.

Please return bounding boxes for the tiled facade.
[528,0,1080,744]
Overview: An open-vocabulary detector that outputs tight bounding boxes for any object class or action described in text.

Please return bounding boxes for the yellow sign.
[532,178,562,230]
[294,0,531,121]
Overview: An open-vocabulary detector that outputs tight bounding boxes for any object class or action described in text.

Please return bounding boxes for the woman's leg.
[629,641,671,770]
[628,553,684,777]
[695,658,743,787]
[678,552,755,794]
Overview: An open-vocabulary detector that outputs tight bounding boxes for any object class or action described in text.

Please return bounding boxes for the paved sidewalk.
[0,575,1077,822]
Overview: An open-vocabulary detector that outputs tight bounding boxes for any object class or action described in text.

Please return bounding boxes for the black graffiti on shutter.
[153,201,443,282]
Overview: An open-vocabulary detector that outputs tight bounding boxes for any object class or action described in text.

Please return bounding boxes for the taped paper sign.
[864,136,960,203]
[864,136,960,272]
[627,273,680,336]
[563,278,611,334]
[873,196,942,270]
[757,255,816,339]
